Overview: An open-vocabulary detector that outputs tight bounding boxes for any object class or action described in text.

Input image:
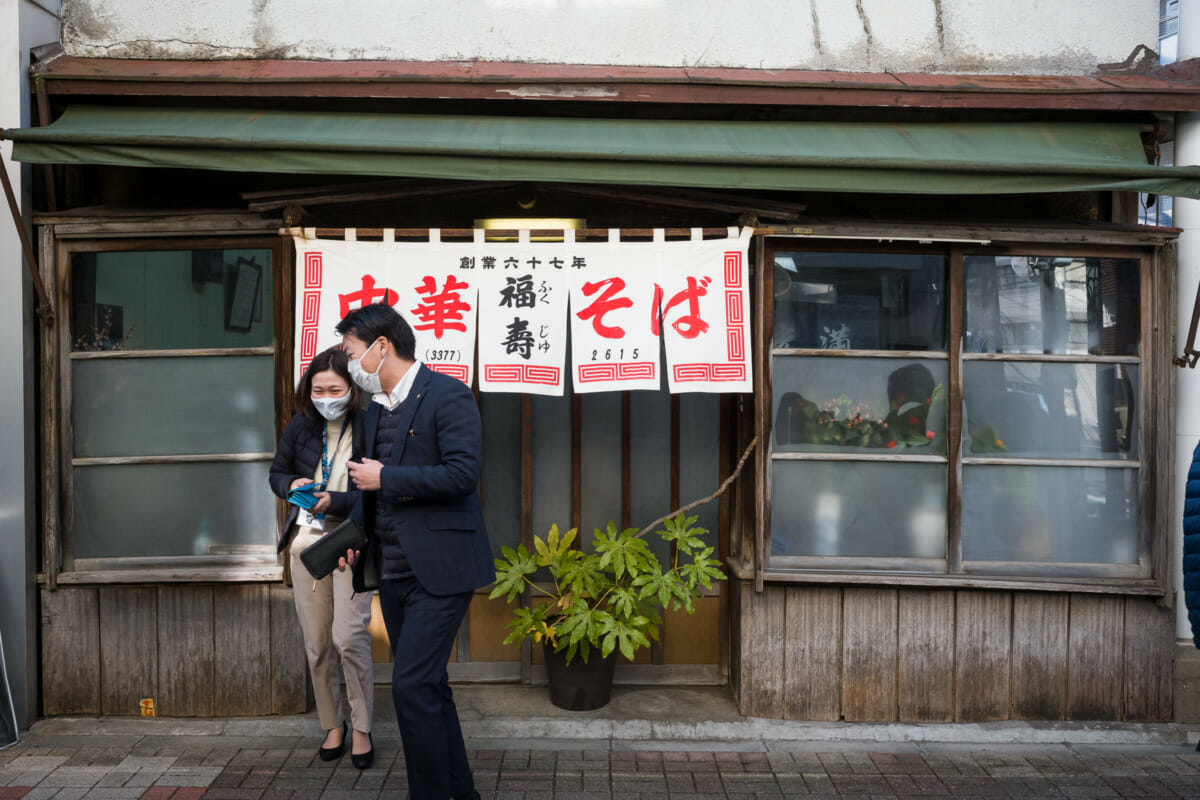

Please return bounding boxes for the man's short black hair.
[335,303,416,361]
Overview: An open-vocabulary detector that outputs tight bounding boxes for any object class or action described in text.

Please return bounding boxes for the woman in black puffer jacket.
[268,345,375,769]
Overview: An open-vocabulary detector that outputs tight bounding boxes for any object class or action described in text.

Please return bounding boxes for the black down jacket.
[268,410,364,552]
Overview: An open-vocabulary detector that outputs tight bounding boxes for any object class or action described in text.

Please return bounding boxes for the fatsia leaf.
[532,534,551,565]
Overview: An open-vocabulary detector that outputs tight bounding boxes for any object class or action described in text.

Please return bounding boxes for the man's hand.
[337,548,359,572]
[312,492,333,514]
[347,458,384,491]
[289,477,313,491]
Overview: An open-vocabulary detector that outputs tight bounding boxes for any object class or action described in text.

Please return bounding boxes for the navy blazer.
[268,409,364,552]
[352,364,495,596]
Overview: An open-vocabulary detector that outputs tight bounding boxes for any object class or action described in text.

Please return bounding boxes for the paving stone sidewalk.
[3,736,1200,799]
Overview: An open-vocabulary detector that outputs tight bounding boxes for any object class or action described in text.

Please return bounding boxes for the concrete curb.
[28,715,1197,747]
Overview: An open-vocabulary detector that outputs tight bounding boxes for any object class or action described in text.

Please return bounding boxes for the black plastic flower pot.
[542,641,617,711]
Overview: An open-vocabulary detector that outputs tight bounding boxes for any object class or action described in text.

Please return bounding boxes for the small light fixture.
[474,217,587,242]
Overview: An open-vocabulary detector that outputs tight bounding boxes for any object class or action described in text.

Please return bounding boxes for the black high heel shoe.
[351,733,374,770]
[318,721,346,761]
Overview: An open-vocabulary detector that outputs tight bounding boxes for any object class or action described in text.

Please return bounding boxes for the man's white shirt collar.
[375,359,422,411]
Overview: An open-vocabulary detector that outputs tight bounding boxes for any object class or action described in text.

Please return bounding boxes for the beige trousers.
[290,524,375,733]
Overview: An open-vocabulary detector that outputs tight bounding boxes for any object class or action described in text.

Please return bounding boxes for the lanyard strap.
[320,420,350,486]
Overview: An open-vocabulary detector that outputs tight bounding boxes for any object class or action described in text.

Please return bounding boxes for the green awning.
[7,105,1200,197]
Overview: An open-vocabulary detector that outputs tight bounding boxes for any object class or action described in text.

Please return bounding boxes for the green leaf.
[489,553,537,602]
[532,533,551,565]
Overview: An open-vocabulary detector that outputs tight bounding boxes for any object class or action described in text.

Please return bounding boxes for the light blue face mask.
[312,392,352,421]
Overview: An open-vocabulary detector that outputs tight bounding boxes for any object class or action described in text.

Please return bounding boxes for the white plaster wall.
[1175,3,1200,645]
[1,0,61,730]
[61,0,1156,75]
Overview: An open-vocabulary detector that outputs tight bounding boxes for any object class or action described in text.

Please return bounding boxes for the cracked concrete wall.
[61,0,1156,75]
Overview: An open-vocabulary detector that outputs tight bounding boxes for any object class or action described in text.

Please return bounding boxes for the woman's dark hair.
[335,302,416,361]
[295,346,361,420]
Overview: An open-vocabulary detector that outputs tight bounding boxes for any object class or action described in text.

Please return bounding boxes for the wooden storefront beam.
[946,248,965,574]
[754,236,770,592]
[39,226,60,588]
[751,569,1164,595]
[291,224,1178,248]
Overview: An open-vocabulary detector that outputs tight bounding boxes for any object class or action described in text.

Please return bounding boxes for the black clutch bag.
[351,532,380,593]
[298,518,368,580]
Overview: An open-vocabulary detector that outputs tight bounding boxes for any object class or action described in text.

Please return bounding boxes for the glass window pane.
[963,466,1137,563]
[630,390,671,564]
[963,362,1138,460]
[679,393,721,552]
[72,355,275,458]
[772,357,948,454]
[580,393,622,538]
[963,256,1138,355]
[532,392,572,539]
[480,393,521,560]
[770,461,946,559]
[773,252,945,350]
[71,249,274,351]
[74,461,275,559]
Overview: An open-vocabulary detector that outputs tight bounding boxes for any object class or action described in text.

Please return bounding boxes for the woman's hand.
[312,492,333,514]
[289,477,314,491]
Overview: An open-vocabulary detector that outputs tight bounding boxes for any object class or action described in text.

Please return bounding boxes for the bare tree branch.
[634,435,759,540]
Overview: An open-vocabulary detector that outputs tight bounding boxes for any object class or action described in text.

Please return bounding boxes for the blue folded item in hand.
[286,482,325,510]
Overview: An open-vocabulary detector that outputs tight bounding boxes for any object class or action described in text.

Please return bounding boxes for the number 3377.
[591,348,639,361]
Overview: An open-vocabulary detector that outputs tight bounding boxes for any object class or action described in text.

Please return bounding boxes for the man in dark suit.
[338,303,494,800]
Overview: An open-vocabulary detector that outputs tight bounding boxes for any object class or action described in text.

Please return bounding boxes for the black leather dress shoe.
[350,732,374,770]
[318,721,346,761]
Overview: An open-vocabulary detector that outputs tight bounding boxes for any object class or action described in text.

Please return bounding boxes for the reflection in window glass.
[963,362,1138,460]
[770,461,946,559]
[772,357,948,454]
[71,249,274,351]
[74,461,275,559]
[963,466,1137,563]
[73,355,275,458]
[963,256,1138,355]
[773,252,945,350]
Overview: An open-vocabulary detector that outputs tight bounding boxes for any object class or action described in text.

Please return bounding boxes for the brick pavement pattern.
[2,739,1200,799]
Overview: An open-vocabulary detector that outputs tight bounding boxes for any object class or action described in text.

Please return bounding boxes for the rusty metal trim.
[26,47,1200,112]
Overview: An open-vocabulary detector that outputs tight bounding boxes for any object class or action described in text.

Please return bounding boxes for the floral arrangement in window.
[73,304,134,352]
[775,363,943,450]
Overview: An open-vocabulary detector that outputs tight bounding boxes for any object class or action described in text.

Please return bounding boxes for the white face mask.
[312,392,352,421]
[347,339,385,394]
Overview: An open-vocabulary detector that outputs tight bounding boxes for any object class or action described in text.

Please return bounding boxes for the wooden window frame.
[748,233,1175,597]
[38,218,289,586]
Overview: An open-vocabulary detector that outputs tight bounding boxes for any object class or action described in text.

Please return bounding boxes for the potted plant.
[490,513,726,710]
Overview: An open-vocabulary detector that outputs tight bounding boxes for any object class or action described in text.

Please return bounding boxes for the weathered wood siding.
[732,581,1174,722]
[41,583,307,716]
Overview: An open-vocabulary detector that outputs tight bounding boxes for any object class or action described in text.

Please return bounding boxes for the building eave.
[28,45,1200,113]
